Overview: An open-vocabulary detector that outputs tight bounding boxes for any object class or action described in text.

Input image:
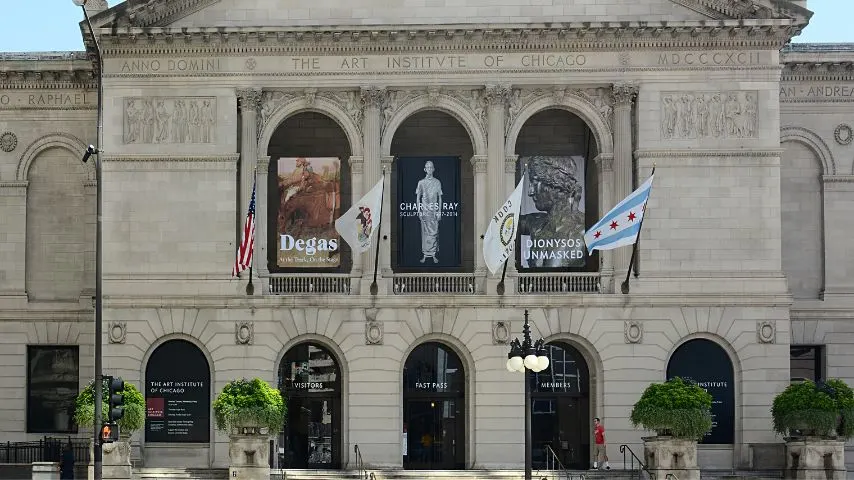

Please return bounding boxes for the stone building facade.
[1,0,852,473]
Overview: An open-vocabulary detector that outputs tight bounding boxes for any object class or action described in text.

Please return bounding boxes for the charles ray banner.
[276,157,342,268]
[396,156,461,269]
[518,156,588,270]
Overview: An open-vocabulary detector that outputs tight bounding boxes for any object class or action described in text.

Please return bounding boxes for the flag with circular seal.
[483,177,525,275]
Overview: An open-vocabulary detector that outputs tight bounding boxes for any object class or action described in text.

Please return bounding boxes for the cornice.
[102,154,240,171]
[781,64,854,83]
[95,23,800,56]
[635,148,783,157]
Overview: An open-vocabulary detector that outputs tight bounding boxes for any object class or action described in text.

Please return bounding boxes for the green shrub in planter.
[630,377,713,440]
[772,379,854,439]
[74,379,145,436]
[213,378,286,435]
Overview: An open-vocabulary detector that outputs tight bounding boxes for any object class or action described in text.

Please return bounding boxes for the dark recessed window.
[790,345,824,383]
[27,346,79,433]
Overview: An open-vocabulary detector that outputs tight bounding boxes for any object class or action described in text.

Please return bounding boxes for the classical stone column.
[236,87,262,232]
[348,155,365,280]
[470,155,488,279]
[595,153,615,293]
[360,87,385,286]
[611,83,638,281]
[504,154,520,277]
[256,156,271,282]
[484,85,510,213]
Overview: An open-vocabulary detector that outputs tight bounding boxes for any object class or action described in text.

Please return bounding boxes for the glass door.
[531,396,589,470]
[403,399,462,469]
[280,396,339,468]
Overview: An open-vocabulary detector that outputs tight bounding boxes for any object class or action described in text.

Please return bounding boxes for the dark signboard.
[666,339,735,444]
[517,156,588,270]
[395,156,461,270]
[145,339,210,443]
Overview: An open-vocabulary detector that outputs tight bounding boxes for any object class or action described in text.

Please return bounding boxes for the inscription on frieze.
[780,84,854,102]
[0,92,94,109]
[657,51,764,66]
[123,97,217,144]
[661,91,758,140]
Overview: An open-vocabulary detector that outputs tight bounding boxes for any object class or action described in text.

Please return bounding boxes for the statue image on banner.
[416,160,443,264]
[518,156,587,269]
[277,157,341,267]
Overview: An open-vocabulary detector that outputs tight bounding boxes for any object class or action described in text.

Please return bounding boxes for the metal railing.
[269,275,352,294]
[0,437,90,464]
[536,444,587,480]
[619,444,649,480]
[516,273,600,294]
[393,273,477,294]
[354,444,370,480]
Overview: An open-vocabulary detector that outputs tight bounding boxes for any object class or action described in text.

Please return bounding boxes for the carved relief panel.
[123,97,217,144]
[660,91,758,140]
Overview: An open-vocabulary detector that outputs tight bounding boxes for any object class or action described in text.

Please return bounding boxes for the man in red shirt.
[593,417,610,470]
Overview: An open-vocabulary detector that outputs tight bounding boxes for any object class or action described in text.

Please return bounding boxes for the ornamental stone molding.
[611,82,639,106]
[470,155,487,174]
[834,124,852,146]
[780,126,836,175]
[16,132,94,182]
[108,322,127,344]
[492,321,511,345]
[0,132,17,152]
[235,321,254,345]
[624,320,643,344]
[365,320,383,345]
[236,88,262,112]
[757,320,776,344]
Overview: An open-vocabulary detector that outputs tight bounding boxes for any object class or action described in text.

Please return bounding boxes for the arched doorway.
[530,341,591,470]
[402,342,466,470]
[390,111,474,273]
[278,342,342,468]
[144,339,211,444]
[666,339,735,444]
[514,109,599,274]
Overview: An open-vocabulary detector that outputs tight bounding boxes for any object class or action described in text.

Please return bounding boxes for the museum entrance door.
[278,342,342,469]
[403,342,466,470]
[530,341,591,470]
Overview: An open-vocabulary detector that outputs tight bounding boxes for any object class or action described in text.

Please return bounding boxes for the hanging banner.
[276,157,342,268]
[517,156,587,270]
[395,156,461,269]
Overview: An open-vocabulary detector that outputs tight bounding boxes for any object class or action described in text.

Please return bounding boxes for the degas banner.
[396,157,461,269]
[517,156,587,270]
[276,157,342,268]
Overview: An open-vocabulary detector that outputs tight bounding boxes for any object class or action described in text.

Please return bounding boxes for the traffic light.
[108,376,125,423]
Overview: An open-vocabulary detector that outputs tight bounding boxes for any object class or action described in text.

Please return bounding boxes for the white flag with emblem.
[483,177,525,275]
[335,177,384,254]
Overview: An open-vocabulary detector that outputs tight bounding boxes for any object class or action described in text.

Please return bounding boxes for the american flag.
[232,176,256,277]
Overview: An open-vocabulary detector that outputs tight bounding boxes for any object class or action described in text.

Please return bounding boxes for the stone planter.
[785,437,847,480]
[87,437,132,480]
[31,462,59,480]
[642,436,700,480]
[228,429,272,480]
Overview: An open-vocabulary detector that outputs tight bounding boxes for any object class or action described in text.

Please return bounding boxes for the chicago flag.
[583,170,655,254]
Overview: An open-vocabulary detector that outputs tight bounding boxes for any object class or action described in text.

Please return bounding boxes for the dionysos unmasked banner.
[517,156,588,270]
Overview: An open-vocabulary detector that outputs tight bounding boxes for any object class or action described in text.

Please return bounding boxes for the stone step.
[277,469,637,480]
[134,467,229,479]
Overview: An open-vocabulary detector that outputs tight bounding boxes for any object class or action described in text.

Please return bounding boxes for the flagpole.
[246,166,257,296]
[369,169,386,295]
[496,259,509,295]
[620,164,655,295]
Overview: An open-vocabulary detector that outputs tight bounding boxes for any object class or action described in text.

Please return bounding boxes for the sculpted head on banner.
[518,156,587,269]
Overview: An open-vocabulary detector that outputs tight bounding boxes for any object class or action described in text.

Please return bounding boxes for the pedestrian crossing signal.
[101,423,119,443]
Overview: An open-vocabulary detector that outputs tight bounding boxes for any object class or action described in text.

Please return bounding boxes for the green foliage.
[630,377,714,440]
[74,379,145,436]
[213,378,287,434]
[772,379,854,439]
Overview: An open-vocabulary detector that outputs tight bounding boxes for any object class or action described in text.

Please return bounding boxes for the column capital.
[348,155,365,174]
[236,88,263,112]
[484,84,511,106]
[257,155,272,170]
[470,155,488,174]
[611,83,639,106]
[505,155,519,173]
[594,153,614,173]
[360,86,386,108]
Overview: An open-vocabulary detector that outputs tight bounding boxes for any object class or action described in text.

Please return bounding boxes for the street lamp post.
[506,310,550,480]
[72,1,104,479]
